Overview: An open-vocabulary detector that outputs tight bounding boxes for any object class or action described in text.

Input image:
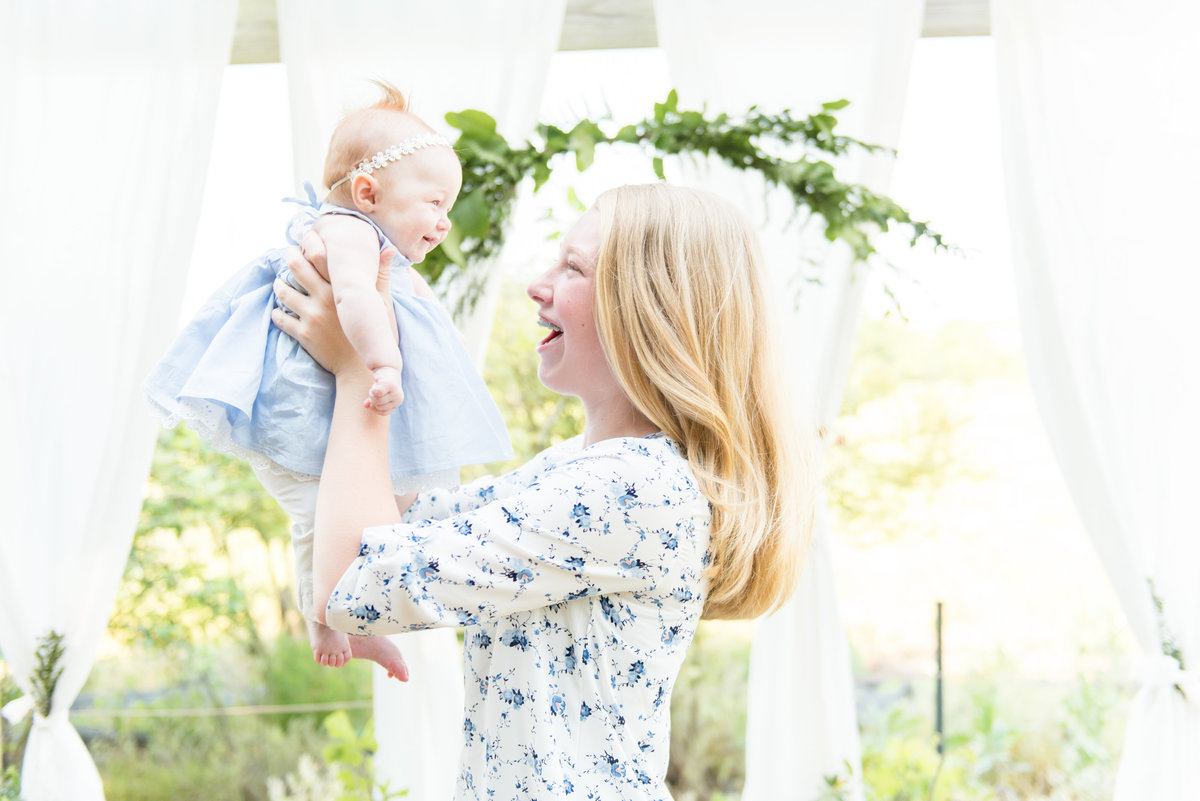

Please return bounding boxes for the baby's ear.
[350,173,380,211]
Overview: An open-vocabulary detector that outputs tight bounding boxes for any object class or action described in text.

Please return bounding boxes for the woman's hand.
[271,230,397,374]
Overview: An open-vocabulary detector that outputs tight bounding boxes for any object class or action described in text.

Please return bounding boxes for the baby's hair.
[368,79,410,114]
[322,80,436,194]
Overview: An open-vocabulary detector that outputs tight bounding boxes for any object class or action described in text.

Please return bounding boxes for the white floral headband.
[328,133,452,191]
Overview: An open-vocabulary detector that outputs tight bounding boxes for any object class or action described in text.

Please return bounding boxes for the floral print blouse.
[326,433,711,800]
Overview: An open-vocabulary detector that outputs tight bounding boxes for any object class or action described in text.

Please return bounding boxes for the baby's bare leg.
[308,618,353,668]
[348,635,410,681]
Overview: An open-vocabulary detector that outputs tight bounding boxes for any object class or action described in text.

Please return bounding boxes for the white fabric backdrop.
[275,3,565,797]
[0,1,236,799]
[652,1,926,798]
[991,0,1200,798]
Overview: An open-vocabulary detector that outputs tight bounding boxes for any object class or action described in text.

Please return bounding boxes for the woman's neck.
[581,397,659,448]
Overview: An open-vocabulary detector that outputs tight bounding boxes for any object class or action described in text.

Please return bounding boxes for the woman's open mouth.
[537,318,563,347]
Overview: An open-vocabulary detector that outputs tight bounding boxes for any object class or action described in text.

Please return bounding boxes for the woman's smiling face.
[526,207,615,403]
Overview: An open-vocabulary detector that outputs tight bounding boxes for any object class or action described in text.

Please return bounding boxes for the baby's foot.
[366,366,404,415]
[308,619,352,668]
[349,634,410,681]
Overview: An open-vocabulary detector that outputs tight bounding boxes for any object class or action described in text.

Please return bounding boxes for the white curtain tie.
[1137,654,1200,703]
[0,695,70,731]
[1,694,33,724]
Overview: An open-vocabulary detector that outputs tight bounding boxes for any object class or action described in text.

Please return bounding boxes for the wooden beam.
[230,0,990,65]
[559,0,657,51]
[922,0,991,37]
[231,0,279,64]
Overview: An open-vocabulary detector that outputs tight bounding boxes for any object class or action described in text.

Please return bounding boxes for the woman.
[272,183,815,800]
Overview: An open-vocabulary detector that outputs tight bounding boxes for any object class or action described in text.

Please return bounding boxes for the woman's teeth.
[537,319,563,346]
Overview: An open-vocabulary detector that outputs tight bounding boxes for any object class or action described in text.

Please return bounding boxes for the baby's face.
[371,147,462,263]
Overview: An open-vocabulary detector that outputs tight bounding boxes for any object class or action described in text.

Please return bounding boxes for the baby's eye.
[431,199,441,207]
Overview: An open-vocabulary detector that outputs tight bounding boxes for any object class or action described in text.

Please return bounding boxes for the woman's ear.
[350,173,380,212]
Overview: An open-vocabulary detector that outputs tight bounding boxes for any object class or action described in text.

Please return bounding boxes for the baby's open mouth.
[537,319,563,345]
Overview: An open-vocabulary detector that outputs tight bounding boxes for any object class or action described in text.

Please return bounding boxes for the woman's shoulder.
[567,432,684,466]
[548,433,701,500]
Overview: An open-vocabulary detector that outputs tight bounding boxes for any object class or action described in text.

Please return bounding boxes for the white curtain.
[992,1,1200,797]
[276,3,565,797]
[653,2,926,799]
[0,2,236,799]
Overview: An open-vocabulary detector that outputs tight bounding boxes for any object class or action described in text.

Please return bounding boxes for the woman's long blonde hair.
[593,184,816,619]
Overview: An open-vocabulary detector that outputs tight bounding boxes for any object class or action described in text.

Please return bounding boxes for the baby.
[144,83,512,677]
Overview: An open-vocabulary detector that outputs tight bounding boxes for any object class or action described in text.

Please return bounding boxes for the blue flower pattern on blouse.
[326,434,710,800]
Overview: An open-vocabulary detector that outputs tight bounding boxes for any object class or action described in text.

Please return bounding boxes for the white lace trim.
[144,396,460,494]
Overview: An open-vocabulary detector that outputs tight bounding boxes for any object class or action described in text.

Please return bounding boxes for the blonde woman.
[273,183,816,800]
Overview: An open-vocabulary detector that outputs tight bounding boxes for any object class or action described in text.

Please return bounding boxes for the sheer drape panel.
[653,2,925,798]
[0,2,236,799]
[276,4,565,796]
[991,1,1200,798]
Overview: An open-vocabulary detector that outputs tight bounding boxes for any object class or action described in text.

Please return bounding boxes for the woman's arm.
[272,241,403,624]
[324,445,709,635]
[312,365,401,623]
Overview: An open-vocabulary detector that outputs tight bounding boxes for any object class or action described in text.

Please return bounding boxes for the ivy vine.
[30,630,65,718]
[420,90,946,314]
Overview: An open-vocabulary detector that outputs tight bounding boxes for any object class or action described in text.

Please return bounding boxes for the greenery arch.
[418,90,946,312]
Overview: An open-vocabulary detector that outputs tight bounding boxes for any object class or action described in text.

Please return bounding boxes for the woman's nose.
[527,270,551,304]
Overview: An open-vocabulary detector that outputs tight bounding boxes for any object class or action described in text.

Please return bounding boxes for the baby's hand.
[366,365,404,415]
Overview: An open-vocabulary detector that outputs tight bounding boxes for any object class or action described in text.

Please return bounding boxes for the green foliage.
[256,635,372,730]
[949,683,1033,792]
[0,767,20,801]
[320,711,406,800]
[838,318,1020,417]
[856,671,1125,801]
[666,622,753,800]
[29,631,65,719]
[266,754,341,801]
[139,425,289,538]
[1052,675,1121,798]
[0,669,25,775]
[422,92,946,315]
[110,532,254,650]
[1147,577,1188,699]
[92,715,325,801]
[812,765,858,801]
[112,425,294,653]
[859,697,957,801]
[824,317,1017,543]
[265,711,409,800]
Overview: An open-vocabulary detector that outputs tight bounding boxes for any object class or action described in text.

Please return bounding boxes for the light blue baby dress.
[143,190,513,491]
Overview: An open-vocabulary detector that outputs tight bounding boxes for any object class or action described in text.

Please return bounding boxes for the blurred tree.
[824,317,1019,543]
[111,425,298,655]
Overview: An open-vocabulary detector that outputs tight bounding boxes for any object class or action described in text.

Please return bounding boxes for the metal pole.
[935,601,944,755]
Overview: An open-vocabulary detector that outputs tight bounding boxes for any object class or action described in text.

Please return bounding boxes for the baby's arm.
[313,215,404,415]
